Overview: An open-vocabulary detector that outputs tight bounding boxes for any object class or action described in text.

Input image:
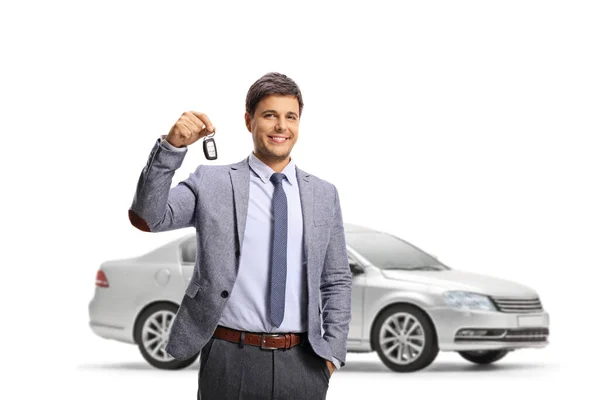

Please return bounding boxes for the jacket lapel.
[229,157,251,252]
[296,166,315,281]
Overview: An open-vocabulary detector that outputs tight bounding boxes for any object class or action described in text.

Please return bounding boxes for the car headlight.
[442,291,497,311]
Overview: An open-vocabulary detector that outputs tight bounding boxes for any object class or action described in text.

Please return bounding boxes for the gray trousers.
[198,333,331,399]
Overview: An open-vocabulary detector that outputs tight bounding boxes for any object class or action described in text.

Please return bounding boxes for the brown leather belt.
[212,325,305,350]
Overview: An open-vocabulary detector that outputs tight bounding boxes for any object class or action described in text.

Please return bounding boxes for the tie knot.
[270,172,286,186]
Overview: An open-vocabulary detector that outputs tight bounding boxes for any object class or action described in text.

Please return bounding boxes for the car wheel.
[372,304,439,372]
[458,350,509,364]
[134,303,199,370]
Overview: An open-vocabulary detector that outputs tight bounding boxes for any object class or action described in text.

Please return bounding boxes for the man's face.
[245,94,300,163]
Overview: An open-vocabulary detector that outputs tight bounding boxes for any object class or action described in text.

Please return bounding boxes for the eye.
[287,115,297,120]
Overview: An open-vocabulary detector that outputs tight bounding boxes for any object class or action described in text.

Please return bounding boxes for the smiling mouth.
[268,136,289,143]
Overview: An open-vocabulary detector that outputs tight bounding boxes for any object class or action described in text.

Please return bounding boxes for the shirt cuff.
[331,356,341,370]
[160,135,187,152]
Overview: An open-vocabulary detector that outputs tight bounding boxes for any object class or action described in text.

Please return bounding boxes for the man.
[128,72,352,399]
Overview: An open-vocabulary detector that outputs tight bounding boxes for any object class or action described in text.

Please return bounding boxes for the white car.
[89,223,550,371]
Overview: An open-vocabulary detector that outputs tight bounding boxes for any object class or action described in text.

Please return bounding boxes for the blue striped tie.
[269,172,287,327]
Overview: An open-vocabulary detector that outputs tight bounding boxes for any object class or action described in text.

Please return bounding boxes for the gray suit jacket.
[129,139,352,366]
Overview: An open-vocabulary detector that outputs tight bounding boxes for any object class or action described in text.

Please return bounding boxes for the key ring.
[204,129,216,139]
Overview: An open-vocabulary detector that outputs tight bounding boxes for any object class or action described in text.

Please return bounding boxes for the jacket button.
[221,291,229,298]
[235,250,240,258]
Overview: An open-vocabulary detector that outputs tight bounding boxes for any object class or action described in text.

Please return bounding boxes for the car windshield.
[346,231,449,271]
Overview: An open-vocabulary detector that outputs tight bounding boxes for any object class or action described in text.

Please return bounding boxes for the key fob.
[203,132,218,160]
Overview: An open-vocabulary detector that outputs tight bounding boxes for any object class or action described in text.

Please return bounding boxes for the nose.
[275,116,287,132]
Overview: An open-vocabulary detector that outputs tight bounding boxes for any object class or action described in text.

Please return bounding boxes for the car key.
[203,131,218,160]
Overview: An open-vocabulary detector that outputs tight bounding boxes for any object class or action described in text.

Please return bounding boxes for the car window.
[346,231,446,270]
[181,237,196,264]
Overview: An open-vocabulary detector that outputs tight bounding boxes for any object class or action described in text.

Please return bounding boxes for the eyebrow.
[262,109,299,117]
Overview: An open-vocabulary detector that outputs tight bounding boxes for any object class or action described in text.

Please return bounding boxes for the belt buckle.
[260,333,280,350]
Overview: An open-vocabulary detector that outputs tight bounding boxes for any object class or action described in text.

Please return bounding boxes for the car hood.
[380,269,538,297]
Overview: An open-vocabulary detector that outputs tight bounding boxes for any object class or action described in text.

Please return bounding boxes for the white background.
[1,0,598,398]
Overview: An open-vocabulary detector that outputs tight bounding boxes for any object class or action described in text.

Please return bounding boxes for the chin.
[269,151,290,160]
[263,146,290,157]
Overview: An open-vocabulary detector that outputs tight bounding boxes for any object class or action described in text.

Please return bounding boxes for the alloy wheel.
[379,312,426,365]
[141,309,176,362]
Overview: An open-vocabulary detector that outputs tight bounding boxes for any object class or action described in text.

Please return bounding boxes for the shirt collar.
[249,151,297,187]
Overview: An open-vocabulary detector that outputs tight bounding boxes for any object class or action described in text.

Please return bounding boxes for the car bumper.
[428,306,550,351]
[89,320,127,340]
[88,295,136,344]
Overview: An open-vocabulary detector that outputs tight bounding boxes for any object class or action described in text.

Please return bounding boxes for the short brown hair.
[245,72,304,118]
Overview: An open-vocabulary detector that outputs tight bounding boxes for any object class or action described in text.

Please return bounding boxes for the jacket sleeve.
[128,137,202,233]
[320,185,352,368]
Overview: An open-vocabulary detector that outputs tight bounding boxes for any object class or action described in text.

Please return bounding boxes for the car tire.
[134,302,199,370]
[372,304,439,372]
[458,350,509,364]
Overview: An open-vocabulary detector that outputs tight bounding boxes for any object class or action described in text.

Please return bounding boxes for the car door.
[348,252,366,343]
[179,236,196,283]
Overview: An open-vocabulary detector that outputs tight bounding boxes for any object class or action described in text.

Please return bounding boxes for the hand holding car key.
[165,111,217,159]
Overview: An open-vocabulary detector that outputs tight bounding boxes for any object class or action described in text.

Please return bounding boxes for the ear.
[244,112,252,133]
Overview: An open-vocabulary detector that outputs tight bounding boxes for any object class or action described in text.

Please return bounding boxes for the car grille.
[491,297,543,313]
[504,328,549,342]
[455,328,549,342]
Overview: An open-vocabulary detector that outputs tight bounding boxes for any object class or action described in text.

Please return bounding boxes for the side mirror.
[349,259,364,275]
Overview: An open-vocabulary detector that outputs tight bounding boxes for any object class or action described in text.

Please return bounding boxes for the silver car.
[88,223,550,372]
